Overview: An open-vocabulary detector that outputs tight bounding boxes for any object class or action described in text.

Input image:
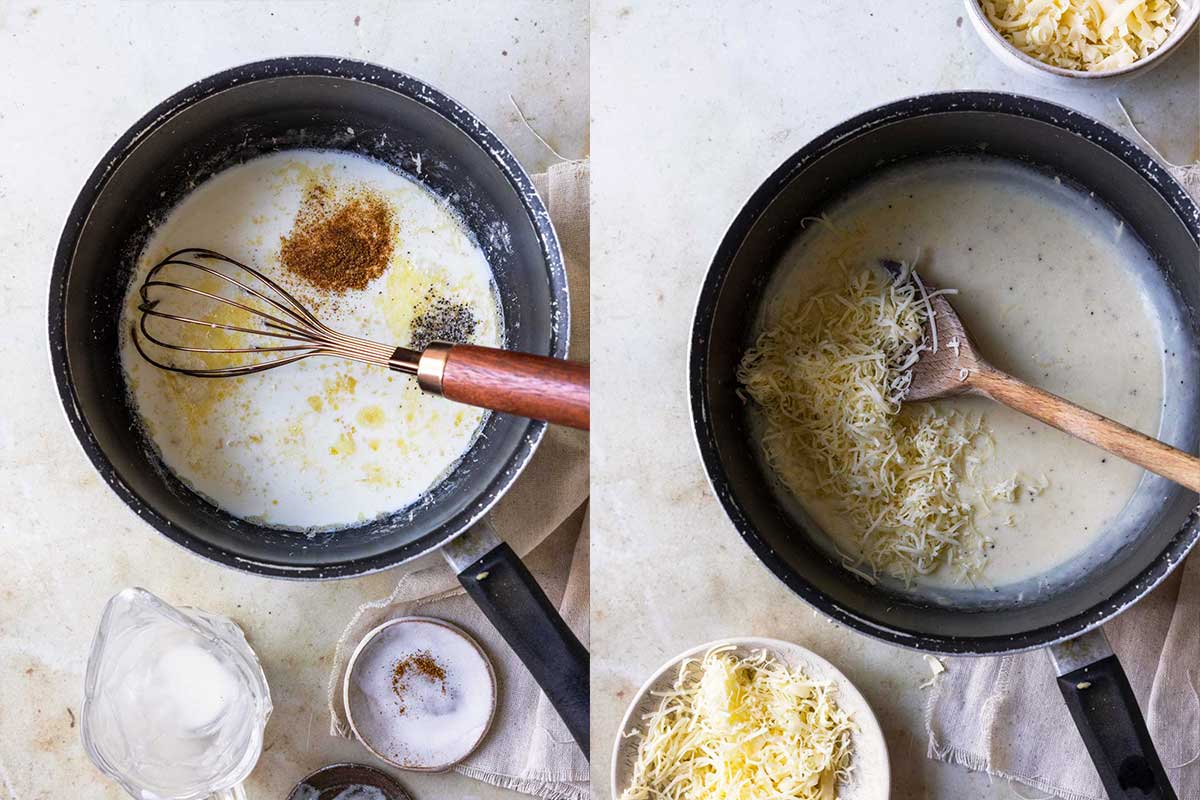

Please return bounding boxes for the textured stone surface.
[0,2,586,798]
[589,2,1196,798]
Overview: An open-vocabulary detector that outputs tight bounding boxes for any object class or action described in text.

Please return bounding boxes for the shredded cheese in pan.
[982,0,1179,72]
[990,473,1050,502]
[620,647,854,800]
[738,264,997,583]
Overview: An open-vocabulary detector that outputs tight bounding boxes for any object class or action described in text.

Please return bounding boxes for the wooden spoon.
[885,261,1200,493]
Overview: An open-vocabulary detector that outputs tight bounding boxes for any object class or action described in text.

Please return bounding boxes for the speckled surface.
[590,2,1197,798]
[2,1,1197,797]
[0,2,585,798]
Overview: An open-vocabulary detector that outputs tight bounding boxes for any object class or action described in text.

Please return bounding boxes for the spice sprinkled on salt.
[346,618,495,770]
[390,650,447,715]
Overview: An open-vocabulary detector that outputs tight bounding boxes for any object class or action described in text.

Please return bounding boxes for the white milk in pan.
[120,150,502,531]
[756,157,1166,588]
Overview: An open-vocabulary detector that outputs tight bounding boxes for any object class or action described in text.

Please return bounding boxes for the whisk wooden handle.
[419,344,590,430]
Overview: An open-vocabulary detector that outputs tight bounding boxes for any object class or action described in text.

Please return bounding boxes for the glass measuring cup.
[81,588,272,800]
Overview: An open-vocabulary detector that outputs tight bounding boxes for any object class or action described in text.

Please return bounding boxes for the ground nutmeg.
[280,182,397,292]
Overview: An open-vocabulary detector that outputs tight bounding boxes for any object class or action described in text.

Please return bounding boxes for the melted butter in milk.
[120,150,502,531]
[763,158,1165,587]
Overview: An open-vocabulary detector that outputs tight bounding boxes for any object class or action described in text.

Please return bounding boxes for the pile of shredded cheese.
[621,647,854,800]
[982,0,1179,72]
[737,263,995,583]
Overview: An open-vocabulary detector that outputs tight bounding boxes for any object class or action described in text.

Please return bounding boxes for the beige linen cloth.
[927,135,1200,799]
[326,160,590,800]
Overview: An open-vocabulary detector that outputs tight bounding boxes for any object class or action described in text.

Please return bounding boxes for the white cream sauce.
[758,157,1165,587]
[120,150,502,531]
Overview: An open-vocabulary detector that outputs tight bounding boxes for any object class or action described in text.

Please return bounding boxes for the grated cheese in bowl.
[619,647,856,800]
[981,0,1180,72]
[737,262,1014,584]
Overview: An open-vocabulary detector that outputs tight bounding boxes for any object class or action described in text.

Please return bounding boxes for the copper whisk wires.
[132,248,416,378]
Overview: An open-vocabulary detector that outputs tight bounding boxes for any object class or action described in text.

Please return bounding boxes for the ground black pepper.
[410,289,480,350]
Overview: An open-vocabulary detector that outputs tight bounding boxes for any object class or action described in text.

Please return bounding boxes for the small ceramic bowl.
[610,637,890,800]
[286,763,413,800]
[343,617,497,773]
[964,0,1200,86]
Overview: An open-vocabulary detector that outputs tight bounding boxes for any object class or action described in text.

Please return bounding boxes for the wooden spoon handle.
[973,367,1200,493]
[419,344,590,430]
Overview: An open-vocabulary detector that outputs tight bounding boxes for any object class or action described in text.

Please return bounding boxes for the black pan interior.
[50,59,568,579]
[692,93,1200,652]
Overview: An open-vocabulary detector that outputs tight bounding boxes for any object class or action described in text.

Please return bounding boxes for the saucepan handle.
[442,520,589,756]
[1050,631,1175,800]
[417,343,590,430]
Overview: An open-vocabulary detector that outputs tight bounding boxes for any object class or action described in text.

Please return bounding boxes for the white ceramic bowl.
[343,617,497,772]
[964,0,1200,86]
[610,637,890,800]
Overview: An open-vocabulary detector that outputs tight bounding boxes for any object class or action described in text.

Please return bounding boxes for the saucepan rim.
[48,55,567,580]
[689,90,1200,654]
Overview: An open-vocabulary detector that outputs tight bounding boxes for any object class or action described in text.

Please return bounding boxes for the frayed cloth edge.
[926,683,1102,800]
[454,764,589,800]
[926,737,1102,800]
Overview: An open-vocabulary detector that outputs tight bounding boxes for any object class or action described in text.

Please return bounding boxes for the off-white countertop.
[590,2,1197,799]
[0,2,585,798]
[1,1,1197,798]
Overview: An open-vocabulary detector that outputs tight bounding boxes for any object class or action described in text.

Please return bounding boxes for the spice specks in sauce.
[280,181,398,292]
[410,289,480,350]
[119,150,502,530]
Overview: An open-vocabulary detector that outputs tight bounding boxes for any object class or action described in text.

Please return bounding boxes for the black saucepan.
[691,92,1199,797]
[50,58,587,752]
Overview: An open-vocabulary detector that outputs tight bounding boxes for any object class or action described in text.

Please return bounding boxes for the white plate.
[343,617,497,772]
[610,637,890,800]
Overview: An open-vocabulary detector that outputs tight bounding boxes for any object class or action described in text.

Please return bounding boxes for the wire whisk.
[133,248,420,377]
[131,248,590,429]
